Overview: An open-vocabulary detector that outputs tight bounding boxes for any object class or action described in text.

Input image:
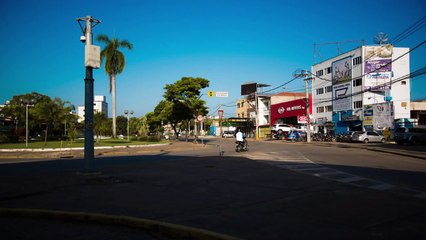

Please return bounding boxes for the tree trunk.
[112,75,117,138]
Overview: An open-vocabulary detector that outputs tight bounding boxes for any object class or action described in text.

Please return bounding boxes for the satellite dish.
[374,32,389,45]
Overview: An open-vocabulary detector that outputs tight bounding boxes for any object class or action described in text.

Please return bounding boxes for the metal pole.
[127,114,130,141]
[255,92,259,140]
[84,16,94,172]
[305,70,311,143]
[26,104,29,147]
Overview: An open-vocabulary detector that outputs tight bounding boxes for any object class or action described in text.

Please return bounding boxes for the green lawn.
[0,139,168,149]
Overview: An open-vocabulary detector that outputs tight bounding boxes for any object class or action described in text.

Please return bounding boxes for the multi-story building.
[236,98,250,118]
[77,95,108,122]
[311,44,410,134]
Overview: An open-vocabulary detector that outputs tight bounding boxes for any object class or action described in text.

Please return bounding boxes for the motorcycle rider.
[235,129,247,151]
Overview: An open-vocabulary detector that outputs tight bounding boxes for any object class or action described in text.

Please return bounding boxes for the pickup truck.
[394,127,426,145]
[271,124,293,139]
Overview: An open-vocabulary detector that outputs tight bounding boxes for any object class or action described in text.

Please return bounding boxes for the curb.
[0,143,171,153]
[0,208,242,240]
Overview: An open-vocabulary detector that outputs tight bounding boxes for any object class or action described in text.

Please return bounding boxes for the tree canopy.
[148,77,210,137]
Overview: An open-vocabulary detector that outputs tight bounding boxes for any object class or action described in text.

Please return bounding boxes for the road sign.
[218,110,224,122]
[216,91,229,98]
[207,90,214,98]
[196,114,204,122]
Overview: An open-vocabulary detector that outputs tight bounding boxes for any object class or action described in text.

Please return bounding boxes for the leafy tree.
[94,112,109,143]
[116,115,127,136]
[96,34,133,138]
[0,92,76,144]
[163,77,209,140]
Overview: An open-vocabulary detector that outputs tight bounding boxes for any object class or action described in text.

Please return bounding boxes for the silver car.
[351,131,385,143]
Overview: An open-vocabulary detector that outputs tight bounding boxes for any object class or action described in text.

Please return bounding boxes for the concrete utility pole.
[76,16,101,172]
[294,70,312,143]
[304,70,311,143]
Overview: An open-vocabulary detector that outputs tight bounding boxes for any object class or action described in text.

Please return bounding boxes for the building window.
[325,67,331,74]
[401,81,406,85]
[353,78,362,87]
[316,88,324,95]
[316,69,324,76]
[325,86,332,93]
[316,106,325,113]
[241,102,244,107]
[353,56,362,65]
[353,101,362,109]
[325,105,333,112]
[237,103,240,108]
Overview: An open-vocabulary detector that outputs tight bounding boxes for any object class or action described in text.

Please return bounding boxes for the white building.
[311,44,410,134]
[77,95,108,122]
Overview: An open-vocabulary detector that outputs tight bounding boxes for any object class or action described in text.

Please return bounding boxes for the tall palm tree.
[96,34,133,138]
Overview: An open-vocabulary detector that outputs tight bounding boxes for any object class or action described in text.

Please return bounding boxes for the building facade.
[77,95,108,122]
[311,44,410,134]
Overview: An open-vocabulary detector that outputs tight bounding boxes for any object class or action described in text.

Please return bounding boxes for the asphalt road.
[0,138,425,239]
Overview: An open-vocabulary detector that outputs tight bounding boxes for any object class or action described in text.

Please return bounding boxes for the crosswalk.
[236,150,426,200]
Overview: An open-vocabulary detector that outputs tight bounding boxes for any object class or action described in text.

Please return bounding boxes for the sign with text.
[216,91,229,98]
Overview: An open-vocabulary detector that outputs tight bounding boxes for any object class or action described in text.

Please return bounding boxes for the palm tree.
[96,34,133,138]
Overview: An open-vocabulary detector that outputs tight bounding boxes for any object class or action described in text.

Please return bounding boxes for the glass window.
[353,101,362,109]
[353,78,362,87]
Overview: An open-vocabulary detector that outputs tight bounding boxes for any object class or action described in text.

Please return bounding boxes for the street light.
[124,110,134,140]
[20,99,35,147]
[76,16,101,172]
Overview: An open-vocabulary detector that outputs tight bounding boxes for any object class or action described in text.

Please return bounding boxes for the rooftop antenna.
[374,32,389,45]
[313,39,365,64]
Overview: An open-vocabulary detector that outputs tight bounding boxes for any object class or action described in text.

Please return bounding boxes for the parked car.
[351,131,385,143]
[222,131,235,138]
[271,124,294,139]
[394,127,426,145]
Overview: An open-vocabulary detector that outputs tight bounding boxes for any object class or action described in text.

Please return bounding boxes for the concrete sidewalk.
[0,143,425,240]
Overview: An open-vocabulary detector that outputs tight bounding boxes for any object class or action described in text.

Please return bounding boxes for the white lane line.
[337,176,365,183]
[369,183,394,191]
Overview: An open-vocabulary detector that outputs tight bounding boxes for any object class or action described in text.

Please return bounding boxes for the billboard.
[363,103,393,130]
[241,83,257,95]
[332,57,352,112]
[364,45,393,92]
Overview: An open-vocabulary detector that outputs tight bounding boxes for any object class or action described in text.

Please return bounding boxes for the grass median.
[0,138,169,149]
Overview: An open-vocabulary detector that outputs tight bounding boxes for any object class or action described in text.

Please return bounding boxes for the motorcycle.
[235,139,248,152]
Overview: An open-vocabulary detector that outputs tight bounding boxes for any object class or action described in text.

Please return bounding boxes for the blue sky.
[1,0,425,118]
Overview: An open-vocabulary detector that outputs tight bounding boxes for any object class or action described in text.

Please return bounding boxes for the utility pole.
[76,16,101,172]
[304,70,311,143]
[294,70,312,143]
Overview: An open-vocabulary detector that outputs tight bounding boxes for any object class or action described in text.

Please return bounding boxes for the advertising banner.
[364,45,393,91]
[332,57,352,112]
[333,82,352,111]
[373,103,393,129]
[332,57,352,84]
[363,105,373,126]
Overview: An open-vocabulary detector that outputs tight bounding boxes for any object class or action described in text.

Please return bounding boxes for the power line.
[313,66,426,105]
[391,16,426,44]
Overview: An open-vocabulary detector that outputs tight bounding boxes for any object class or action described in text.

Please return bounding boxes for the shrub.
[147,136,160,142]
[138,136,148,141]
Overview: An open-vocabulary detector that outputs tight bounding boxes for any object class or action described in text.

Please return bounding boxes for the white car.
[271,124,293,134]
[351,131,385,143]
[271,124,294,139]
[222,131,235,138]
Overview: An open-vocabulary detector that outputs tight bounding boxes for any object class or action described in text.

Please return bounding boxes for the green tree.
[116,115,127,136]
[94,112,109,143]
[0,92,77,144]
[96,34,133,138]
[163,77,209,140]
